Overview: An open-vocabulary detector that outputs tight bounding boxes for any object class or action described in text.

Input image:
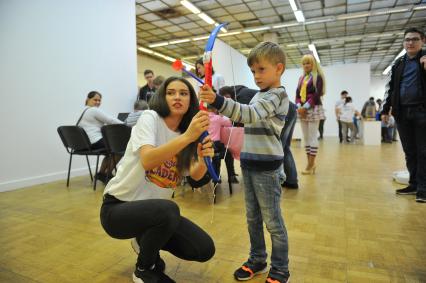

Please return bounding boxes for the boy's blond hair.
[247,41,286,73]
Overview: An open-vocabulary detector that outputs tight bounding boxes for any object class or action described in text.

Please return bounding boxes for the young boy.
[200,42,290,283]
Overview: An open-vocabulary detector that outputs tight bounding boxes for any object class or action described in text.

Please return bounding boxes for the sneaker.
[234,260,268,281]
[281,182,298,189]
[131,238,166,273]
[416,191,426,203]
[396,186,417,195]
[133,266,175,283]
[265,268,290,283]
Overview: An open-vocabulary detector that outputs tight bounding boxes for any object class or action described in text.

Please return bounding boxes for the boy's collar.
[260,86,283,92]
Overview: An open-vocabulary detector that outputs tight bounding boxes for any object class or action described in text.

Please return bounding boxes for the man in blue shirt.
[383,27,426,203]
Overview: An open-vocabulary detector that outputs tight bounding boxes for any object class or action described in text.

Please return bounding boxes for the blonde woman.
[295,54,326,174]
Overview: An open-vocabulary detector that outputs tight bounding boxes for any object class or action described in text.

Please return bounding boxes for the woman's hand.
[199,84,216,104]
[184,110,210,142]
[297,107,307,119]
[197,135,214,159]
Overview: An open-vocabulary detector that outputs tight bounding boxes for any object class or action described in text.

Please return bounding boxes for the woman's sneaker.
[131,238,166,273]
[133,266,175,283]
[265,268,290,283]
[234,260,268,281]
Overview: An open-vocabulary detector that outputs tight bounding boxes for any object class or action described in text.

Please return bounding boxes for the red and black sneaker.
[234,260,268,281]
[265,268,290,283]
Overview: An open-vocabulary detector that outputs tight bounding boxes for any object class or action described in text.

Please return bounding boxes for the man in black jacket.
[138,69,156,102]
[383,27,426,202]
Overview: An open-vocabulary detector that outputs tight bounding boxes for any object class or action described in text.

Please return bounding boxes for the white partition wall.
[0,0,138,192]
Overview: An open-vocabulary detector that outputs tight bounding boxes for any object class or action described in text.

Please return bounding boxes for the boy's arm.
[214,89,288,124]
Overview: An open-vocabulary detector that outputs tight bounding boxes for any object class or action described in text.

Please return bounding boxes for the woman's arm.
[139,111,210,170]
[93,108,123,125]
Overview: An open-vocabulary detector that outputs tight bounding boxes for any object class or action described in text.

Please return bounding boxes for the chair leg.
[228,181,233,195]
[66,153,73,187]
[93,155,100,191]
[86,155,93,181]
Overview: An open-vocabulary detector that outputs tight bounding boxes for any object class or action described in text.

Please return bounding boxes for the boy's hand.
[199,84,216,104]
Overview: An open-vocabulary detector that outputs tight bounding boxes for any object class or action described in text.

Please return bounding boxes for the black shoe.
[94,173,107,185]
[229,175,239,184]
[133,266,175,283]
[396,186,417,195]
[131,239,166,273]
[265,268,290,283]
[416,191,426,203]
[281,181,298,189]
[234,260,268,281]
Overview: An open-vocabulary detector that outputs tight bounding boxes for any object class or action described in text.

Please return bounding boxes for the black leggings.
[100,194,215,269]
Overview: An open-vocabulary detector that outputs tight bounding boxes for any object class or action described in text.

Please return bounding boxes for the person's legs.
[349,123,356,143]
[241,168,267,263]
[341,122,349,144]
[300,120,310,169]
[338,120,343,142]
[414,109,426,202]
[318,119,324,139]
[162,216,215,262]
[253,166,289,275]
[280,103,298,187]
[100,197,180,269]
[396,108,417,194]
[308,120,320,164]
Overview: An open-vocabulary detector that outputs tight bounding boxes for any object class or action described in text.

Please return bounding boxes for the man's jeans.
[242,165,289,272]
[280,102,298,185]
[397,105,426,193]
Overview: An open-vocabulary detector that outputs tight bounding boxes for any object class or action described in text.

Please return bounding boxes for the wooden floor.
[1,138,425,283]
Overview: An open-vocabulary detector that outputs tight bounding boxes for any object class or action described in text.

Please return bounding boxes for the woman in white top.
[194,58,225,94]
[100,77,215,283]
[338,96,359,143]
[78,91,122,183]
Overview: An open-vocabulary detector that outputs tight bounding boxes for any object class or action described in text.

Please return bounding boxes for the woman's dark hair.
[345,96,352,104]
[85,91,102,105]
[149,76,199,173]
[195,57,215,78]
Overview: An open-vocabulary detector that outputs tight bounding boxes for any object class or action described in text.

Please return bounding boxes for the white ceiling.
[135,0,426,76]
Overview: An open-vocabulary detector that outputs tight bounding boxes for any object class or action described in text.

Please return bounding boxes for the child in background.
[200,41,290,283]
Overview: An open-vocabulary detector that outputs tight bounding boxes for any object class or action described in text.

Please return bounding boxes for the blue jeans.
[242,165,289,272]
[280,102,298,185]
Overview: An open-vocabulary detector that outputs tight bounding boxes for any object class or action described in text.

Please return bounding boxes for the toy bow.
[172,23,229,183]
[198,23,229,183]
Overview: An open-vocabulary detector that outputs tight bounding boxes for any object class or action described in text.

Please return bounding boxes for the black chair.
[101,124,132,173]
[57,126,108,191]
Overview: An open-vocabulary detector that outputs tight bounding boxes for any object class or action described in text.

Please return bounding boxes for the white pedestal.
[362,120,381,145]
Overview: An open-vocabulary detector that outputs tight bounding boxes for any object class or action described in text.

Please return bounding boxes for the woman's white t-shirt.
[338,102,356,123]
[104,110,181,201]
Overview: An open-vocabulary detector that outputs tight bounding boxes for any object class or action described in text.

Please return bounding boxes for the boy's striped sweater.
[210,87,289,171]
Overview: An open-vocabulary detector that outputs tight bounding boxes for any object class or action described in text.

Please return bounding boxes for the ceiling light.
[373,8,409,15]
[272,22,299,29]
[137,46,154,54]
[294,10,305,22]
[148,41,169,48]
[198,13,215,25]
[337,12,370,20]
[308,44,320,63]
[288,0,298,11]
[244,26,271,33]
[218,31,241,37]
[180,0,200,14]
[169,39,190,44]
[413,5,426,10]
[192,35,210,41]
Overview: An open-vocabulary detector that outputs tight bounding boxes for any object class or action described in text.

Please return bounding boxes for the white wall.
[213,39,257,89]
[370,76,388,100]
[0,0,138,192]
